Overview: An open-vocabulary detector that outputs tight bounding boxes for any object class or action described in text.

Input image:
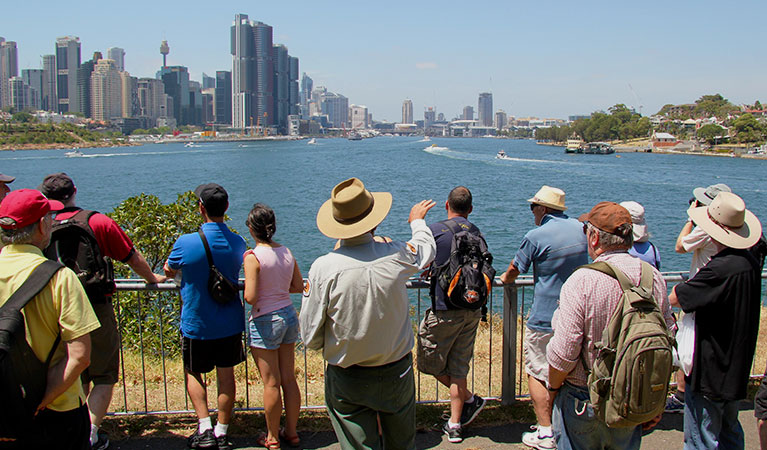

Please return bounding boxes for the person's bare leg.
[436,374,472,401]
[758,419,767,450]
[449,378,469,425]
[186,370,210,420]
[253,348,282,442]
[278,343,301,439]
[86,383,115,428]
[528,375,553,427]
[216,366,236,426]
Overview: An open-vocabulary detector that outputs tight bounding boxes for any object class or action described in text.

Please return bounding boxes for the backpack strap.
[580,261,654,304]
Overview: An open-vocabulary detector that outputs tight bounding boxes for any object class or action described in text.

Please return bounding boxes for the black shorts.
[182,333,245,374]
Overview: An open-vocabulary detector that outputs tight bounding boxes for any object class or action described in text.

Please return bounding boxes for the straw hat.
[688,192,762,249]
[620,201,649,242]
[527,186,567,211]
[316,178,393,239]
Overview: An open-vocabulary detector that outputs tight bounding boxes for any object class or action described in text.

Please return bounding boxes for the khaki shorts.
[416,308,481,379]
[81,301,120,385]
[524,327,553,382]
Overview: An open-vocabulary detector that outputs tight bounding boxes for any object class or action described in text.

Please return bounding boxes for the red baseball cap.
[0,189,64,230]
[579,201,633,237]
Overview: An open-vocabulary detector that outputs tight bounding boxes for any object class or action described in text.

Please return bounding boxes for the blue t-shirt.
[167,222,247,339]
[428,217,483,311]
[629,241,661,270]
[513,213,588,332]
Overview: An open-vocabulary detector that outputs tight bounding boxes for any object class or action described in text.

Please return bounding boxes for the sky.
[2,0,766,122]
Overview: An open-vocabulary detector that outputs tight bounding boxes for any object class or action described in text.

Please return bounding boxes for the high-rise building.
[56,36,81,114]
[350,104,369,129]
[8,77,28,110]
[309,85,325,117]
[42,54,57,111]
[22,69,43,110]
[0,39,19,109]
[107,47,125,71]
[78,51,102,118]
[214,70,231,125]
[424,107,435,129]
[120,71,138,118]
[321,91,348,128]
[230,14,274,129]
[157,65,192,125]
[273,44,289,132]
[90,58,122,121]
[495,110,507,129]
[137,77,165,122]
[201,87,215,124]
[188,80,203,126]
[478,92,493,127]
[402,99,413,124]
[300,72,313,119]
[462,105,474,120]
[202,73,215,89]
[288,56,299,116]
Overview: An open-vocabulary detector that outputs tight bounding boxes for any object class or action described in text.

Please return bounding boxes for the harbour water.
[3,137,766,277]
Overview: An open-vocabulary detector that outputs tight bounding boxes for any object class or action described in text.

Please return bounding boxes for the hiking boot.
[522,428,555,450]
[91,431,110,450]
[187,428,217,449]
[665,393,685,413]
[460,394,486,426]
[216,433,233,450]
[442,422,463,443]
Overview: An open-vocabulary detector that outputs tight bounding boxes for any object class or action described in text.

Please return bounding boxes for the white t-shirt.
[682,225,718,275]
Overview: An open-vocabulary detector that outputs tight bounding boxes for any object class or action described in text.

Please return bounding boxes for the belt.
[347,352,411,370]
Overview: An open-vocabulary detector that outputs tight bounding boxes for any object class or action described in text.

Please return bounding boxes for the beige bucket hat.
[620,201,649,243]
[528,185,567,211]
[688,192,762,249]
[316,178,393,239]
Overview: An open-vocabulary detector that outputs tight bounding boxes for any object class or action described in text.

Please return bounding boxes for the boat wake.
[424,146,582,166]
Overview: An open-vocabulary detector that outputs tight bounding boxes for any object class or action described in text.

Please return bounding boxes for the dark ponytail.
[246,203,276,242]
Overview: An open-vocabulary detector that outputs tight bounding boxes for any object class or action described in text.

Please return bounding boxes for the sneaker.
[665,393,685,413]
[522,428,555,450]
[187,428,217,449]
[216,433,233,450]
[442,422,463,443]
[460,394,486,427]
[91,431,110,450]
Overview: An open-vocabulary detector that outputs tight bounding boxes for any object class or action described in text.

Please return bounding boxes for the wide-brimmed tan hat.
[688,192,762,249]
[316,178,393,239]
[620,201,649,242]
[528,185,567,211]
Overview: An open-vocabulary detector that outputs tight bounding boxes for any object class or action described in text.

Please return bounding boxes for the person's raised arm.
[675,220,694,254]
[37,333,91,413]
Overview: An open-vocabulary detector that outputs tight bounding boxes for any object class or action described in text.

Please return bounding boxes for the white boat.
[418,136,431,143]
[495,150,512,160]
[307,138,317,145]
[64,149,84,157]
[184,142,201,148]
[425,143,448,151]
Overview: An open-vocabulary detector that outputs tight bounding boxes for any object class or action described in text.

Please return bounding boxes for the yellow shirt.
[0,244,100,411]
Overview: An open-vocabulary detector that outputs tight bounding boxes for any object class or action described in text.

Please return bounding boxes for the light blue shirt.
[514,213,588,332]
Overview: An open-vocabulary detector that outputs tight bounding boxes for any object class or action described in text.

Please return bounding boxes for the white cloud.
[416,62,438,70]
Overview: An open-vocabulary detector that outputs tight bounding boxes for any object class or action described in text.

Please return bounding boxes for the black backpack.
[430,220,496,319]
[44,208,114,303]
[0,260,64,441]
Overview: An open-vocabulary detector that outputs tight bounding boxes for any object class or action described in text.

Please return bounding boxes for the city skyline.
[2,0,766,122]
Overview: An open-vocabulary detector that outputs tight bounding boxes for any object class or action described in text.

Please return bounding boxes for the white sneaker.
[522,430,556,449]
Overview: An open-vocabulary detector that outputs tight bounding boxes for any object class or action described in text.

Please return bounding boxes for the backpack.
[44,208,114,303]
[430,219,496,320]
[0,260,64,441]
[580,261,674,428]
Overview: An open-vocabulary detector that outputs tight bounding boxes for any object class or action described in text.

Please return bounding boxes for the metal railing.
[108,271,765,416]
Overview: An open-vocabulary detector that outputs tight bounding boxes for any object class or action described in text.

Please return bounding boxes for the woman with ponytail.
[243,203,303,449]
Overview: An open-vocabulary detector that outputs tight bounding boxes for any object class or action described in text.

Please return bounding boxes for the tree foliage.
[731,114,767,144]
[535,104,650,143]
[696,124,726,145]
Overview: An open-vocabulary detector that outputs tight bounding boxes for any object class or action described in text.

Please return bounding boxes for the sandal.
[256,432,281,449]
[279,428,301,447]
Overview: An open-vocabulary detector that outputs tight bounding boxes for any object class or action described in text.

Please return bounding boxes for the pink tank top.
[249,245,295,318]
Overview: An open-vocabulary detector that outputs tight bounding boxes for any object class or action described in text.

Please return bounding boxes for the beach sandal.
[279,428,301,447]
[256,432,281,449]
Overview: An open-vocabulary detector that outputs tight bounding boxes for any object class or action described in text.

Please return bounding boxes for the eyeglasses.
[582,221,590,235]
[530,203,538,212]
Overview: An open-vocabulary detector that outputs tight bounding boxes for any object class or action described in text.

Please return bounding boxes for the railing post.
[501,283,518,405]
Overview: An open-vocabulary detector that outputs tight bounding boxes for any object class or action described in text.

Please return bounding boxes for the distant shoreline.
[535,140,767,160]
[0,141,139,152]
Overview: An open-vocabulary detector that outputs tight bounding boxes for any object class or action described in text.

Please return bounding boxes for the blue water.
[3,137,766,276]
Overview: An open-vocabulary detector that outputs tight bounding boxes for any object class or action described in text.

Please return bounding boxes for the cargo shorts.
[416,308,481,379]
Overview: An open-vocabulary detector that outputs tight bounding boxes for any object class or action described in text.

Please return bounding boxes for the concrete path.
[111,401,762,449]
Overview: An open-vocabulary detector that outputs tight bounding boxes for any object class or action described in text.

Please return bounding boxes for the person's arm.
[162,261,177,279]
[126,250,167,284]
[675,220,694,253]
[669,284,680,308]
[243,252,260,306]
[299,267,328,351]
[289,261,303,294]
[37,333,91,413]
[406,200,437,269]
[548,365,568,392]
[500,260,521,284]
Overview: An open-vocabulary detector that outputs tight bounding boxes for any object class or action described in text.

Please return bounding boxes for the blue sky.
[3,0,766,122]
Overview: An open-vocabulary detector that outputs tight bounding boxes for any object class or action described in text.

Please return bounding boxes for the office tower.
[424,107,436,129]
[350,104,368,129]
[42,54,57,111]
[202,73,215,89]
[90,58,122,121]
[320,91,348,128]
[160,40,169,68]
[288,56,299,116]
[56,36,81,113]
[273,44,289,132]
[402,99,413,124]
[437,113,445,122]
[231,14,274,129]
[120,71,138,118]
[202,87,215,124]
[137,77,165,122]
[310,85,326,117]
[107,47,125,71]
[253,20,274,128]
[214,70,231,125]
[157,65,191,125]
[188,80,203,125]
[22,69,43,110]
[462,105,474,120]
[478,92,493,127]
[78,52,102,118]
[495,110,507,129]
[0,39,18,109]
[300,72,312,118]
[8,77,28,110]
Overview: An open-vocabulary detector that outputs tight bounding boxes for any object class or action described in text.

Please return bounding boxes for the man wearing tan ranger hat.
[499,185,587,450]
[669,192,763,450]
[299,177,436,449]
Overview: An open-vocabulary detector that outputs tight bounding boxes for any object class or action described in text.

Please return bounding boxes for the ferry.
[565,136,584,153]
[582,142,615,154]
[348,132,362,141]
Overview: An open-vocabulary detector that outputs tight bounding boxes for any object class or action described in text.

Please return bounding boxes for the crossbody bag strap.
[198,229,216,269]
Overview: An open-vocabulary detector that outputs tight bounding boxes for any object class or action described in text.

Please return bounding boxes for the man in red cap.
[0,189,100,449]
[546,202,674,449]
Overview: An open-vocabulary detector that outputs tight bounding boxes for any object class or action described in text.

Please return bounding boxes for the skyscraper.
[42,54,57,111]
[350,104,369,129]
[21,69,43,110]
[462,105,474,120]
[107,47,125,71]
[300,72,313,119]
[478,92,493,127]
[495,110,507,129]
[230,14,274,129]
[0,39,18,109]
[424,107,435,129]
[320,91,348,128]
[56,36,81,113]
[214,70,232,125]
[157,65,191,125]
[402,99,413,124]
[90,58,122,121]
[202,73,215,89]
[273,44,289,132]
[78,51,102,118]
[288,56,299,116]
[8,77,28,110]
[137,77,165,122]
[120,71,138,118]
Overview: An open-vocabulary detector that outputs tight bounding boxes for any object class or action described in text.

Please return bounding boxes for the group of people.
[0,170,765,450]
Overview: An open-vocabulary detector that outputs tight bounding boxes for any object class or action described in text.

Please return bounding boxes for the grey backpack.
[581,261,674,428]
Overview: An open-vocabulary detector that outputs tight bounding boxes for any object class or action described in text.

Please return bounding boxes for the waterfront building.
[214,70,231,125]
[90,58,122,121]
[202,87,215,124]
[462,105,474,120]
[22,69,43,110]
[56,36,81,114]
[273,44,289,132]
[0,39,18,109]
[107,47,125,72]
[350,104,369,129]
[188,80,203,125]
[42,54,57,111]
[300,72,313,119]
[478,92,493,127]
[202,72,215,89]
[78,52,102,118]
[289,56,299,117]
[120,71,139,118]
[424,107,436,129]
[320,91,348,128]
[136,77,165,123]
[495,110,507,129]
[230,13,275,130]
[402,99,413,124]
[8,76,28,110]
[157,65,192,125]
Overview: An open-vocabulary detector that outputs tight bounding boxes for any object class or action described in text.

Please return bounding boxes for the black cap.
[39,172,75,201]
[194,183,228,217]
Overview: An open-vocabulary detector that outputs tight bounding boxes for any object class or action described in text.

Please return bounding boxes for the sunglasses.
[582,221,590,235]
[530,203,538,212]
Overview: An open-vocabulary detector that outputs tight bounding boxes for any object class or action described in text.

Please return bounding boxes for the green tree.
[731,114,766,143]
[11,111,34,123]
[696,124,726,145]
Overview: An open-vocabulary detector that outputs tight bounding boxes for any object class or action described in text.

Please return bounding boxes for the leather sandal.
[256,432,281,449]
[279,428,301,447]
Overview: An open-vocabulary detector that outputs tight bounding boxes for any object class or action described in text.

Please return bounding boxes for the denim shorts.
[248,305,300,350]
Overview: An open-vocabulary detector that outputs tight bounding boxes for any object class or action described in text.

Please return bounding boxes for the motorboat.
[495,150,512,160]
[64,149,84,157]
[184,142,201,148]
[307,138,317,145]
[425,143,448,151]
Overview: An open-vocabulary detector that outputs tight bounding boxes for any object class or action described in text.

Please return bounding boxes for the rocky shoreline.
[0,140,139,151]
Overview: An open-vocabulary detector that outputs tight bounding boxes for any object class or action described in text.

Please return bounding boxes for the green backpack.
[580,261,674,428]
